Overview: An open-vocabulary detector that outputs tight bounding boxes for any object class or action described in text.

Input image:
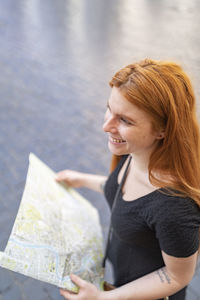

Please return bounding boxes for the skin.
[103,87,164,200]
[56,170,107,193]
[103,86,164,160]
[57,87,198,299]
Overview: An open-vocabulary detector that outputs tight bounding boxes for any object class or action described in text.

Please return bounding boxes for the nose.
[102,112,117,133]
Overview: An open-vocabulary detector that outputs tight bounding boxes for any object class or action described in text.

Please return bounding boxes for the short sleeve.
[149,195,200,257]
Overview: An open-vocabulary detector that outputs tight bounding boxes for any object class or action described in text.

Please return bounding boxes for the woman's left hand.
[60,274,102,300]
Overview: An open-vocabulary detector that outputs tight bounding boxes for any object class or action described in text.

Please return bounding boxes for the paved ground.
[0,0,200,299]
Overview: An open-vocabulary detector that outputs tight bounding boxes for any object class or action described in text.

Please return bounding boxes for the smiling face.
[103,87,163,157]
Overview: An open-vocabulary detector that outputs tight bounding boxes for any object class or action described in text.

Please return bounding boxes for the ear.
[156,130,165,140]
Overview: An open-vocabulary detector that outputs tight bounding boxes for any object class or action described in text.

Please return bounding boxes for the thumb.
[70,274,86,288]
[55,171,65,182]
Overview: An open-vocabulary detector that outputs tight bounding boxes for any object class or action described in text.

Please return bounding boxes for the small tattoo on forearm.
[157,270,164,283]
[156,268,171,284]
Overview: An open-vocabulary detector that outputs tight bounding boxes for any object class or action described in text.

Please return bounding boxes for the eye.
[120,117,132,125]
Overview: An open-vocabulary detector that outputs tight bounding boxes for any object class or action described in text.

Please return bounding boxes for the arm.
[60,250,198,300]
[56,170,107,193]
[101,250,198,300]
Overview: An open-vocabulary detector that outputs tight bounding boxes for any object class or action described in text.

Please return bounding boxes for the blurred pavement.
[0,0,200,299]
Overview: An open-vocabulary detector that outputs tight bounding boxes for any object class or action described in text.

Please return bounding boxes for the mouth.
[109,136,126,144]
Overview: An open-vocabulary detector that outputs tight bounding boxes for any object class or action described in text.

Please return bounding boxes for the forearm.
[56,169,108,193]
[80,174,107,193]
[101,267,186,300]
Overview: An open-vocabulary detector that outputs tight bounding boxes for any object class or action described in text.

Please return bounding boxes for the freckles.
[140,134,149,143]
[141,134,147,139]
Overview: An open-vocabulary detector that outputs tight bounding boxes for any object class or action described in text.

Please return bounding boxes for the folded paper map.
[0,153,104,292]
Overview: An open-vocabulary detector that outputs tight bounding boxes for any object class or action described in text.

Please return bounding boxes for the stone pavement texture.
[0,0,200,299]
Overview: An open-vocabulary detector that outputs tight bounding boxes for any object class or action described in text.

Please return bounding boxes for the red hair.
[109,59,200,207]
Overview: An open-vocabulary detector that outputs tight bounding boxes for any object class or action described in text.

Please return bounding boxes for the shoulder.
[146,189,200,221]
[108,155,129,179]
[104,155,129,202]
[116,155,129,170]
[145,190,200,257]
[145,190,200,232]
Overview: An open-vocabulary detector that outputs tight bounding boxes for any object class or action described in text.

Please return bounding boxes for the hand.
[55,170,86,188]
[60,274,102,300]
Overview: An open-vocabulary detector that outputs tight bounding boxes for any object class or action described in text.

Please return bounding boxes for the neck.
[130,151,150,173]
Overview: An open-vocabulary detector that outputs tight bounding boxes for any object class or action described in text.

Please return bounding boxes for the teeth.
[111,137,125,143]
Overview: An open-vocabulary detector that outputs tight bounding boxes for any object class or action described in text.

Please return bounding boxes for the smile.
[109,136,126,144]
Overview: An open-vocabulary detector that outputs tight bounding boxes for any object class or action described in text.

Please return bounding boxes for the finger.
[60,289,76,300]
[55,171,67,182]
[70,274,86,288]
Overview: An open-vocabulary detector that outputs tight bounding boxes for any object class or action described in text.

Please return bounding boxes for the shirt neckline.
[119,186,162,204]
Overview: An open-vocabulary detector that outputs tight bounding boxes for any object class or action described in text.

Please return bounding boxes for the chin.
[108,143,127,156]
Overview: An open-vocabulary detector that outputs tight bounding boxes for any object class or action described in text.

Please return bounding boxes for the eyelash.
[120,117,132,125]
[106,105,132,125]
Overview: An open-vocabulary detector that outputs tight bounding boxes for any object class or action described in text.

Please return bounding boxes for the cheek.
[141,133,157,145]
[119,127,133,139]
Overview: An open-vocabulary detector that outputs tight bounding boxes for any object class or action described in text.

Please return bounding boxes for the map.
[0,153,104,292]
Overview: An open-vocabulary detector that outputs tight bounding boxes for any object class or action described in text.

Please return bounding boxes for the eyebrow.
[107,101,137,124]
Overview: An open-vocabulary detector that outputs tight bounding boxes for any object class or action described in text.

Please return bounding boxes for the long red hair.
[109,59,200,207]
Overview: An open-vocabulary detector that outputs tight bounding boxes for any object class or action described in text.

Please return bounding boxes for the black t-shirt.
[104,155,200,299]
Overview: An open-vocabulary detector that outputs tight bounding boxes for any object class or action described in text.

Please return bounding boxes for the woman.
[56,59,200,300]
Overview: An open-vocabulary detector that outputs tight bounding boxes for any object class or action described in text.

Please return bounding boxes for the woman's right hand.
[55,170,86,188]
